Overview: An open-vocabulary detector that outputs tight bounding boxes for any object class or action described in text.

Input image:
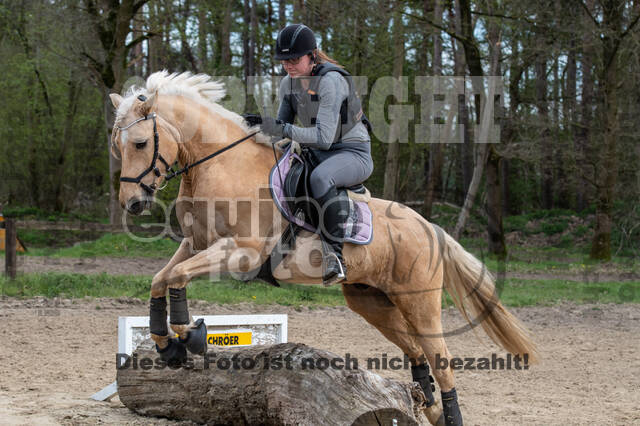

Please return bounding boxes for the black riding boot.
[317,186,349,286]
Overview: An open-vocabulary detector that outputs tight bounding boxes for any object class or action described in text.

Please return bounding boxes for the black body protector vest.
[285,62,371,144]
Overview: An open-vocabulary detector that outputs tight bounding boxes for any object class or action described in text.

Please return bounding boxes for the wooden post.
[5,218,16,280]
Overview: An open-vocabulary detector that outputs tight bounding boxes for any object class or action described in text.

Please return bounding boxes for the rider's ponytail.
[313,49,343,68]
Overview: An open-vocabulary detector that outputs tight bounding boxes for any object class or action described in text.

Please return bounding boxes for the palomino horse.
[110,71,537,426]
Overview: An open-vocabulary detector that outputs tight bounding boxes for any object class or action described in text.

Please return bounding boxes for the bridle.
[115,112,173,194]
[114,95,259,195]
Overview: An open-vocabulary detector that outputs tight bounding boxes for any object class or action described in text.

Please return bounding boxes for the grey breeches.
[309,149,374,198]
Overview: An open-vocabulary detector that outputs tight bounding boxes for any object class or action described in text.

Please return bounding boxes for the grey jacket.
[277,71,370,154]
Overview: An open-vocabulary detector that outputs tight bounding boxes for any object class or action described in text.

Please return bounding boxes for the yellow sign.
[0,215,26,252]
[207,330,252,346]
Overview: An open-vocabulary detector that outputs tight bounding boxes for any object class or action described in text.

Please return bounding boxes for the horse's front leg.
[148,237,195,365]
[155,238,263,362]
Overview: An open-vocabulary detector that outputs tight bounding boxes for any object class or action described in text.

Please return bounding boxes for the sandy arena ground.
[0,292,639,425]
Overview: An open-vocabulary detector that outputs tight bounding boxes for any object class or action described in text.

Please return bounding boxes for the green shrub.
[504,215,529,232]
[572,225,589,238]
[541,220,568,235]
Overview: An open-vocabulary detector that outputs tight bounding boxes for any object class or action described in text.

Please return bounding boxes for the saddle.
[282,147,369,231]
[253,143,374,287]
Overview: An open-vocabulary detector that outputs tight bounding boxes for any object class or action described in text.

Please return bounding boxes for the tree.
[81,0,152,224]
[422,0,444,220]
[382,0,406,200]
[582,0,640,260]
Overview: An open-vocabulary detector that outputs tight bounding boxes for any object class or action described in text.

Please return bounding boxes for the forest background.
[1,0,639,262]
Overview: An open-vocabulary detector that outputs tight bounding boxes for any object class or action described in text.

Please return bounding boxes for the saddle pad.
[269,146,373,245]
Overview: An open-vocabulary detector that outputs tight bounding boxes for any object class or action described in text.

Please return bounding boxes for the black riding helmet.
[275,24,317,60]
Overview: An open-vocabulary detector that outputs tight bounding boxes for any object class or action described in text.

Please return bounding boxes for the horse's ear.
[109,93,123,109]
[140,92,157,116]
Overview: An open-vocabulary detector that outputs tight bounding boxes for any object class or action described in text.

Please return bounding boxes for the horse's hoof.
[156,338,187,367]
[423,402,445,426]
[180,318,208,356]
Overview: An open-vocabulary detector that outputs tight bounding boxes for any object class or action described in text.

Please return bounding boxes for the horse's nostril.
[126,199,145,215]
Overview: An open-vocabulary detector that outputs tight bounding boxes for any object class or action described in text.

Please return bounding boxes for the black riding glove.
[261,116,289,138]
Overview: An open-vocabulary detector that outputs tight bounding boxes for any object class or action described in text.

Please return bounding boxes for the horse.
[109,71,538,426]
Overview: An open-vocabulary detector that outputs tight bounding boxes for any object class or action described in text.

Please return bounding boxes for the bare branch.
[400,10,473,46]
[577,0,600,28]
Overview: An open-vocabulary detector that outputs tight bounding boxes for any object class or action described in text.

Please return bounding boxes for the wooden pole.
[5,218,16,280]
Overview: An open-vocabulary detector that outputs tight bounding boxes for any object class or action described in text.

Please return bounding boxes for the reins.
[163,130,259,182]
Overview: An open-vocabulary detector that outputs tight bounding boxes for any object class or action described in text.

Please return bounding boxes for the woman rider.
[260,24,374,286]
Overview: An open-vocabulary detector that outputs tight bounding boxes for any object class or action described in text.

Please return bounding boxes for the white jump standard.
[91,314,287,401]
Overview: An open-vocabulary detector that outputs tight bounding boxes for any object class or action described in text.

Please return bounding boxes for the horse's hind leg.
[342,284,445,426]
[386,276,463,426]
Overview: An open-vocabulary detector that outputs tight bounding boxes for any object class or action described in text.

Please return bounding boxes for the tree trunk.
[198,4,208,71]
[502,33,525,216]
[590,0,624,261]
[565,35,578,210]
[148,2,161,72]
[55,70,81,212]
[452,0,493,240]
[353,3,366,76]
[177,0,200,72]
[278,0,286,27]
[423,0,444,219]
[117,342,428,425]
[451,0,472,197]
[382,1,405,201]
[484,7,506,258]
[293,0,305,22]
[130,9,144,76]
[251,0,259,75]
[577,0,595,212]
[536,56,553,210]
[243,0,252,80]
[220,0,232,71]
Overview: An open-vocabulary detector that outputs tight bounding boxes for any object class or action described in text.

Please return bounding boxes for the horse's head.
[110,91,178,215]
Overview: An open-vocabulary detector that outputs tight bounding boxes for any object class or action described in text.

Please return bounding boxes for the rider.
[260,23,374,286]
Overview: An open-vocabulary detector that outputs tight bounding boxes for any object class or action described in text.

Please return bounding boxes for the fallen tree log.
[117,342,429,425]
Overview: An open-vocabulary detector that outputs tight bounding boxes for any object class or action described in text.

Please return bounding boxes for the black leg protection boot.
[441,388,463,426]
[150,296,187,366]
[411,363,436,407]
[169,288,190,325]
[168,288,207,356]
[317,186,349,286]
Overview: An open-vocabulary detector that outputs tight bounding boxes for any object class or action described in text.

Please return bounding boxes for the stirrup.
[322,251,346,286]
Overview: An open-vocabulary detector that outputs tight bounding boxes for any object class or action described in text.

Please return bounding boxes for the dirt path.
[0,297,638,425]
[17,255,639,282]
[17,256,167,276]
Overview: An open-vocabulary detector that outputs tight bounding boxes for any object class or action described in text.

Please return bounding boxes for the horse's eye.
[135,140,147,150]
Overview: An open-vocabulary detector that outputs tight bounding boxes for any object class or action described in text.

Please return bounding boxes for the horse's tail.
[435,225,539,364]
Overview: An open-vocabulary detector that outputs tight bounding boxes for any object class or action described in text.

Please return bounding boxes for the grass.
[459,237,639,275]
[20,233,180,258]
[0,272,345,307]
[2,206,103,222]
[493,279,640,307]
[1,272,638,308]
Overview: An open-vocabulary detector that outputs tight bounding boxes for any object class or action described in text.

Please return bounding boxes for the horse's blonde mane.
[116,70,268,143]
